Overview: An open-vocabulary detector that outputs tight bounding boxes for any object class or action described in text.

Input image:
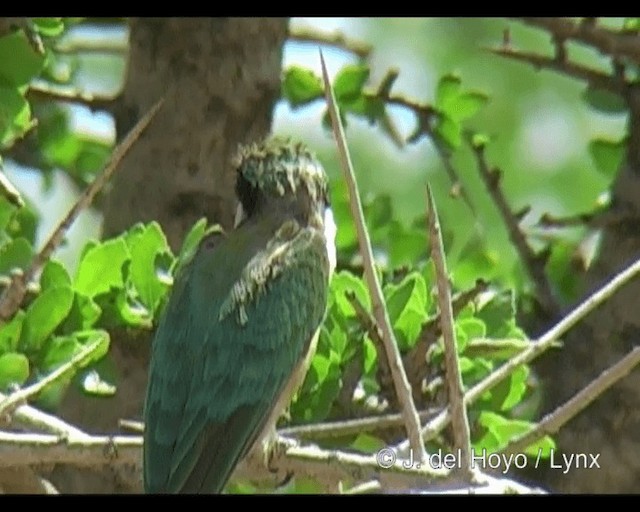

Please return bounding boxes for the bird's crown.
[233,138,328,204]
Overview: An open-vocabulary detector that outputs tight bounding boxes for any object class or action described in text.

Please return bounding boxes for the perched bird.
[143,139,336,493]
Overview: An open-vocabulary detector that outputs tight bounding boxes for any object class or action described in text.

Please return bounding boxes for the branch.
[8,397,91,439]
[28,80,118,110]
[280,409,439,440]
[0,335,105,418]
[0,98,164,322]
[470,139,559,316]
[425,185,472,477]
[320,50,427,462]
[512,17,640,66]
[288,26,372,59]
[488,46,627,95]
[503,344,640,456]
[397,250,640,450]
[0,431,141,468]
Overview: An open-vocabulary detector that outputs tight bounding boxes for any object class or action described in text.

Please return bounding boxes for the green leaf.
[351,433,386,454]
[500,365,529,411]
[20,286,74,351]
[363,335,377,375]
[383,272,428,349]
[475,411,554,457]
[333,64,369,101]
[125,222,172,314]
[0,85,34,147]
[435,113,461,150]
[329,271,371,318]
[588,137,625,178]
[475,290,517,338]
[40,259,71,290]
[435,73,462,109]
[310,353,331,385]
[282,66,324,108]
[387,222,428,268]
[75,238,129,297]
[7,203,39,244]
[447,91,489,122]
[456,317,486,342]
[0,31,46,86]
[0,310,25,353]
[341,95,384,123]
[39,335,79,371]
[582,87,627,114]
[364,194,393,235]
[0,237,33,275]
[32,18,65,37]
[0,352,29,389]
[175,217,208,269]
[327,325,347,357]
[60,293,102,331]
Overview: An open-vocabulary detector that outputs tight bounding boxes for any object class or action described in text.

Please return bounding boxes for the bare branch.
[470,140,559,316]
[488,46,627,95]
[280,409,439,440]
[425,185,472,477]
[28,80,118,110]
[503,344,640,456]
[512,17,640,66]
[0,335,106,418]
[320,50,426,462]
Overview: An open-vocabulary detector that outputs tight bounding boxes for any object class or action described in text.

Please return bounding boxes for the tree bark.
[534,90,640,493]
[49,17,289,493]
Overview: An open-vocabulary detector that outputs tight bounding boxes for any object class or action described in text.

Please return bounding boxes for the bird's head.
[233,138,336,268]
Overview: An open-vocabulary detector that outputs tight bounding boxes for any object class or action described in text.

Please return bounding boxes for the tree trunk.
[534,91,640,493]
[49,17,289,493]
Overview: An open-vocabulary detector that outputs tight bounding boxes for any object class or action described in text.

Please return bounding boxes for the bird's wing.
[144,224,330,493]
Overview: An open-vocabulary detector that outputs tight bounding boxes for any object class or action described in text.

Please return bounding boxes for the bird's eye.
[202,232,225,251]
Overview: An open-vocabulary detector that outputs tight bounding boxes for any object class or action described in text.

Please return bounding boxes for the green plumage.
[143,139,333,493]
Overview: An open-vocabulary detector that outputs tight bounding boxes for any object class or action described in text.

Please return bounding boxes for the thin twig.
[0,335,106,418]
[1,390,90,439]
[537,211,596,229]
[397,251,640,450]
[470,139,558,316]
[512,17,640,66]
[0,98,164,322]
[280,409,439,440]
[502,344,640,456]
[288,26,372,59]
[320,50,427,462]
[28,80,118,110]
[488,46,627,95]
[425,185,472,477]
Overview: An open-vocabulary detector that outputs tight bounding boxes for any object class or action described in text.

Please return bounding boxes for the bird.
[143,138,336,493]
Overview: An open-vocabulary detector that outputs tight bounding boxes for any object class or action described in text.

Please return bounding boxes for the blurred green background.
[5,17,628,303]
